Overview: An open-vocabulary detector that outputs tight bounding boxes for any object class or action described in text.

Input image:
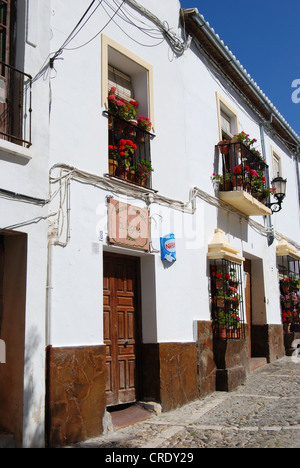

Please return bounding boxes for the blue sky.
[180,0,300,139]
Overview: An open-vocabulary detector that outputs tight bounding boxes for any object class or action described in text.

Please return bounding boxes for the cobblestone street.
[71,357,300,449]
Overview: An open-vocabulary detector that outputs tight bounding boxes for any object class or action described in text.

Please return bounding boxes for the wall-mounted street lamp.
[266,175,287,213]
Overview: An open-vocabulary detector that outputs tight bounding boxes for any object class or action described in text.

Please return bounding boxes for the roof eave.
[181,8,300,152]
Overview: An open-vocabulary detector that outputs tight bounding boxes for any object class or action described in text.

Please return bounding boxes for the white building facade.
[0,0,300,447]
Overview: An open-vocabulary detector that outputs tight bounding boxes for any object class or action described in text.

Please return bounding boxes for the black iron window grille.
[0,61,32,148]
[278,256,300,332]
[210,258,245,340]
[105,111,154,188]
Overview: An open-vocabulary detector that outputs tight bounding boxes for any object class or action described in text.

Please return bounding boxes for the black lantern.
[266,174,287,213]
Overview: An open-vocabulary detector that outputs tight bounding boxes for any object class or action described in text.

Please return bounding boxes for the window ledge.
[0,139,32,164]
[104,173,158,194]
[219,190,272,217]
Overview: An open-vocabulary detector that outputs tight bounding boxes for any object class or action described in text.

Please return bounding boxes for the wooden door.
[103,253,141,407]
[244,259,252,356]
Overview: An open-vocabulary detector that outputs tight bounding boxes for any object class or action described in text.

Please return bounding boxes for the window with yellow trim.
[102,35,154,187]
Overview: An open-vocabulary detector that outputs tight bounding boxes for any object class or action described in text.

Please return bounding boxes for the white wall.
[47,0,300,351]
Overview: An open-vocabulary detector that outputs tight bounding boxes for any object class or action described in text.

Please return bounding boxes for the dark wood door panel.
[103,253,140,406]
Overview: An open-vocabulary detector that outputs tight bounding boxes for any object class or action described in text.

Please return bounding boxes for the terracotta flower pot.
[218,140,230,155]
[109,158,118,175]
[216,326,227,340]
[115,166,130,179]
[283,322,291,334]
[232,175,243,190]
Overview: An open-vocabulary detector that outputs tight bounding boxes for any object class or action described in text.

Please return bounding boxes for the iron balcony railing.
[0,61,32,148]
[216,141,270,203]
[210,258,245,341]
[279,256,300,332]
[105,111,154,188]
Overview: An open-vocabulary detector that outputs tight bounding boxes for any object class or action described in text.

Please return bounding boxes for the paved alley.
[72,356,300,449]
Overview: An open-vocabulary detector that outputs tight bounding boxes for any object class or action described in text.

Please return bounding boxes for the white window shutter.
[108,65,133,102]
[220,110,232,137]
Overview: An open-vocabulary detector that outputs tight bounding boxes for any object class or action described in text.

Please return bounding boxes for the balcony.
[105,111,154,189]
[214,141,272,216]
[0,61,32,149]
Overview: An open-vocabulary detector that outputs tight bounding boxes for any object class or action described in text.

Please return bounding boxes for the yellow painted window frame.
[271,146,283,178]
[101,34,155,131]
[216,92,239,140]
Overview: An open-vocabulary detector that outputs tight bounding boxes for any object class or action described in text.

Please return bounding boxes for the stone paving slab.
[71,357,300,449]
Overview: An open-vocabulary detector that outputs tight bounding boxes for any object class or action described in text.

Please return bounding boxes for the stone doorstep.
[250,357,268,373]
[103,402,159,433]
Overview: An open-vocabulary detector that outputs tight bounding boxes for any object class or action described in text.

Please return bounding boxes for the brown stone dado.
[251,324,285,362]
[195,321,216,397]
[142,342,198,412]
[213,339,250,392]
[46,345,106,447]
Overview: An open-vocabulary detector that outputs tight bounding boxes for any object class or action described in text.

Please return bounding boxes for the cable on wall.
[2,163,299,252]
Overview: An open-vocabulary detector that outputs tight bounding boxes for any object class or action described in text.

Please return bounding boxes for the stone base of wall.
[251,324,285,362]
[46,345,106,448]
[45,323,286,446]
[142,342,198,412]
[195,321,216,397]
[213,339,250,392]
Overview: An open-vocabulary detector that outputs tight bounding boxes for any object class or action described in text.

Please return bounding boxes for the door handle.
[124,339,130,347]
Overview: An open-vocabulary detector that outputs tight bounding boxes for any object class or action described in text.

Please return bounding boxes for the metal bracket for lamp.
[265,176,287,213]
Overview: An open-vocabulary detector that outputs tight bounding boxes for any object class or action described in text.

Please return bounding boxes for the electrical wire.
[123,0,191,56]
[50,0,102,65]
[104,0,165,41]
[63,0,125,52]
[2,162,299,252]
[101,0,165,48]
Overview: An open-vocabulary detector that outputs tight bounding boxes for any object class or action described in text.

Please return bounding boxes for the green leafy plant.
[108,86,139,120]
[133,159,153,183]
[137,116,152,132]
[108,138,137,168]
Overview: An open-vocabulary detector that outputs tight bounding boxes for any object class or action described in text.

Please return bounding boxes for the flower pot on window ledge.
[216,326,227,340]
[229,280,239,289]
[232,175,243,190]
[109,158,118,175]
[218,140,230,155]
[216,296,225,307]
[128,120,137,137]
[115,165,130,180]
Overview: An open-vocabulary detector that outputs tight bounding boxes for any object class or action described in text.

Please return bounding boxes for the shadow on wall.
[0,232,45,447]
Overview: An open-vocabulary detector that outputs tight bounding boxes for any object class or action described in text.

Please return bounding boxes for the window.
[0,0,32,148]
[216,93,238,141]
[102,35,154,187]
[220,110,234,140]
[216,93,239,174]
[101,34,154,126]
[108,66,133,103]
[272,148,282,178]
[210,258,245,341]
[0,0,14,67]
